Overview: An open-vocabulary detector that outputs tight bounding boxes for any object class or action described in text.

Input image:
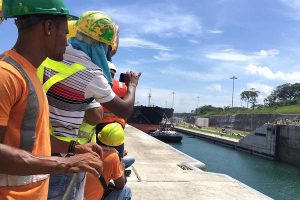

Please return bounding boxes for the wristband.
[68,141,78,154]
[128,83,137,87]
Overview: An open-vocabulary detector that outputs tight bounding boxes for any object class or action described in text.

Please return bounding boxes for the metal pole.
[230,76,237,108]
[148,90,151,107]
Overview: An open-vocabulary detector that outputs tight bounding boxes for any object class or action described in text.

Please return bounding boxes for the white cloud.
[125,58,153,66]
[206,50,251,62]
[104,5,202,37]
[160,67,225,81]
[245,64,300,83]
[207,84,223,93]
[207,29,224,34]
[205,49,280,62]
[245,82,273,97]
[153,52,179,61]
[188,39,200,44]
[280,0,300,20]
[257,49,280,57]
[119,37,171,51]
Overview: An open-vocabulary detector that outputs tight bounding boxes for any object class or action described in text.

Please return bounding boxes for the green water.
[170,132,300,200]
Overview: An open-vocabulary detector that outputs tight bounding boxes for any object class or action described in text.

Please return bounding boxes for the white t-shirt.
[43,46,115,138]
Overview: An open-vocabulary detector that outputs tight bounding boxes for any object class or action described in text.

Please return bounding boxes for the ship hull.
[127,123,160,133]
[127,106,174,133]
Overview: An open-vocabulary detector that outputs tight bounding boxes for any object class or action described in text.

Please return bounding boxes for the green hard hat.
[2,0,70,18]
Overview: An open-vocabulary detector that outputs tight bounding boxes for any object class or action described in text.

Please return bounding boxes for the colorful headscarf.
[69,37,113,86]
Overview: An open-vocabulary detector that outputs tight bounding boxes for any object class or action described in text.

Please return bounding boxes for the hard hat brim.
[68,15,78,20]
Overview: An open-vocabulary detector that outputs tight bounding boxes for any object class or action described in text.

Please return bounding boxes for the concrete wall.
[238,124,276,158]
[209,114,300,131]
[277,125,300,167]
[237,124,300,167]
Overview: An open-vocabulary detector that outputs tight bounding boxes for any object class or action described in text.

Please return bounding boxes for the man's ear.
[43,20,56,37]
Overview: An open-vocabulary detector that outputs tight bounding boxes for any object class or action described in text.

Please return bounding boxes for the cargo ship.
[127,105,174,133]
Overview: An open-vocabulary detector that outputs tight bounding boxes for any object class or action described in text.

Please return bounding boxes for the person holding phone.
[40,11,141,200]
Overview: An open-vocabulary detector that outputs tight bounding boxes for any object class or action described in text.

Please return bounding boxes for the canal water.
[170,132,300,200]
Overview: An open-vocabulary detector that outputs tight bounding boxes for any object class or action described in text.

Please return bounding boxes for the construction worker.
[85,123,131,200]
[97,61,127,131]
[39,11,140,199]
[0,1,103,200]
[97,62,135,168]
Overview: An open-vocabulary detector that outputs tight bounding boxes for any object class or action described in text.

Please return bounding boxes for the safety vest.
[101,79,127,127]
[37,58,96,144]
[0,54,49,187]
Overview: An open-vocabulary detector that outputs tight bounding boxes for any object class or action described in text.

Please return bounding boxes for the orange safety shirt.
[84,151,123,200]
[0,50,51,200]
[101,79,127,127]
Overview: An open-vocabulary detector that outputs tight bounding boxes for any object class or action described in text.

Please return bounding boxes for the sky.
[1,0,300,112]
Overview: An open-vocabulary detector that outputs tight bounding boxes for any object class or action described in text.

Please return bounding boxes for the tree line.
[178,82,300,116]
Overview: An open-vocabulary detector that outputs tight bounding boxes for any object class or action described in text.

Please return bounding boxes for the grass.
[201,104,300,117]
[176,123,249,140]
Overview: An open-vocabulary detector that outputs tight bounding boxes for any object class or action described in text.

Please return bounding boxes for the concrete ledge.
[125,125,272,200]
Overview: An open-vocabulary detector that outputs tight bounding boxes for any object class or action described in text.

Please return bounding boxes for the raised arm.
[101,71,141,119]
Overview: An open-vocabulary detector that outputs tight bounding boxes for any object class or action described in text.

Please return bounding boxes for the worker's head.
[2,0,71,61]
[108,61,117,78]
[66,11,116,85]
[97,122,125,159]
[76,11,116,53]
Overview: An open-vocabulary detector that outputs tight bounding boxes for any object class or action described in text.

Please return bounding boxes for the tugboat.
[148,117,182,143]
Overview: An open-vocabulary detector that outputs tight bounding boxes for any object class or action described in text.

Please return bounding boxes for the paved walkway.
[125,125,272,200]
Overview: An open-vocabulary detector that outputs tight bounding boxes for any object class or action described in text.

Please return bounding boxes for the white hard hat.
[108,61,117,72]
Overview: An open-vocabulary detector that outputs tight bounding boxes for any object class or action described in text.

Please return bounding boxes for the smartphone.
[119,73,127,82]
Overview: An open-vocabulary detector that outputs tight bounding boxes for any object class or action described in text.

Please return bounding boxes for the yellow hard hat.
[77,11,116,46]
[0,0,2,12]
[98,122,125,147]
[67,20,77,38]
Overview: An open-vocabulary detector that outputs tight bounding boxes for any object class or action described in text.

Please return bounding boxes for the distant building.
[195,118,209,128]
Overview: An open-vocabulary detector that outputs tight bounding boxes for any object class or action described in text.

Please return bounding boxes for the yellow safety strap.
[37,58,86,93]
[38,58,93,144]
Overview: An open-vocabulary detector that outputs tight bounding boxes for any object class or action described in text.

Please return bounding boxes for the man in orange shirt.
[84,150,131,200]
[0,1,103,199]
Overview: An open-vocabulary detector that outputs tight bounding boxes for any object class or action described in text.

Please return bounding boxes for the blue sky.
[1,0,300,112]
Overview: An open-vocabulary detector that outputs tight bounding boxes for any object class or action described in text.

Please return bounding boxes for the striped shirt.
[43,46,115,138]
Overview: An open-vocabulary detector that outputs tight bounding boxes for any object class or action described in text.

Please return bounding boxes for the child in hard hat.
[84,148,131,200]
[84,122,133,200]
[97,122,126,158]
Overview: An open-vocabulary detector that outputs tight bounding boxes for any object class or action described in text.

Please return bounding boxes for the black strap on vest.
[99,175,112,199]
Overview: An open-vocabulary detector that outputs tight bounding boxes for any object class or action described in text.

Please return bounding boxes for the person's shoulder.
[0,60,23,82]
[103,151,120,162]
[0,50,28,78]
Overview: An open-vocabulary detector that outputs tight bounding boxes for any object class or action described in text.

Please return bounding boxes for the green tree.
[264,83,300,106]
[240,89,259,108]
[194,105,223,115]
